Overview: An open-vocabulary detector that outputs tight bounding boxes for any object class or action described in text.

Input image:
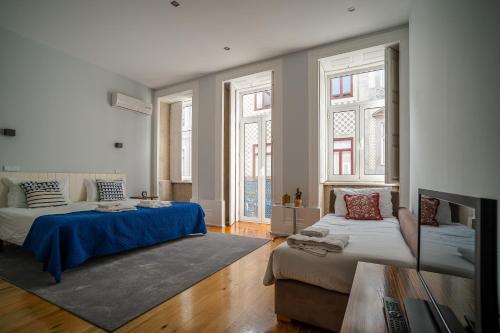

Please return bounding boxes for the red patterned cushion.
[344,193,383,220]
[420,197,440,226]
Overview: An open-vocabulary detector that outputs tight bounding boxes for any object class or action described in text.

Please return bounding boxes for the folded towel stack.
[95,202,137,213]
[137,200,172,208]
[300,227,330,237]
[287,234,350,257]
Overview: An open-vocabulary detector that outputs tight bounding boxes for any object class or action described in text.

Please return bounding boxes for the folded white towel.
[95,204,137,213]
[300,227,330,238]
[287,234,350,256]
[137,200,172,208]
[97,202,122,209]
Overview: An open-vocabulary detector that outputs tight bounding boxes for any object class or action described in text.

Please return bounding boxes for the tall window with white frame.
[181,101,192,182]
[239,87,272,223]
[327,68,385,182]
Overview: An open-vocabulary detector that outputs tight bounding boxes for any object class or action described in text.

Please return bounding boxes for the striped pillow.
[20,181,68,208]
[96,180,125,201]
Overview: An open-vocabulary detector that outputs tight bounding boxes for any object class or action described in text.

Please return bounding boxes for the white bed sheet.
[420,224,474,278]
[0,199,140,246]
[263,214,415,294]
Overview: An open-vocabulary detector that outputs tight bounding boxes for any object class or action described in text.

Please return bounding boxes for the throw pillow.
[96,180,125,201]
[344,193,383,220]
[420,197,440,226]
[19,181,68,208]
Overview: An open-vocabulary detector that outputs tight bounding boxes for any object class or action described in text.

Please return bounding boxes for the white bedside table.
[271,204,320,236]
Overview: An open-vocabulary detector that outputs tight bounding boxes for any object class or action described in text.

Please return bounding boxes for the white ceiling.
[0,0,411,89]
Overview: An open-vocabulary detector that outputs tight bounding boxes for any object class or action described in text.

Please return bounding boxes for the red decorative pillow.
[344,193,383,220]
[420,197,440,226]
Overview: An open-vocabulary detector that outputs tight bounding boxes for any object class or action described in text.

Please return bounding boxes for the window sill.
[322,181,399,187]
[172,181,192,184]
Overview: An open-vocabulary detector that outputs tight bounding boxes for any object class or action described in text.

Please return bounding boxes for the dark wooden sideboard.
[340,262,425,333]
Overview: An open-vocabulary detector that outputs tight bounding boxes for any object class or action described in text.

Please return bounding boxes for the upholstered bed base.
[275,279,349,332]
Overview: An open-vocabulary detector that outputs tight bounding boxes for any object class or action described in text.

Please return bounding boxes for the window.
[254,90,272,111]
[333,138,354,175]
[331,75,353,100]
[181,101,192,181]
[327,69,385,182]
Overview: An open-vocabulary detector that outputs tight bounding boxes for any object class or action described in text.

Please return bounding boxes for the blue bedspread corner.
[23,202,206,283]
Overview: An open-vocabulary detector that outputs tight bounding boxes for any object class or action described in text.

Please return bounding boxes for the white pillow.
[334,187,393,218]
[85,178,127,201]
[84,179,99,202]
[58,179,71,203]
[2,178,28,207]
[2,178,70,207]
[435,200,452,224]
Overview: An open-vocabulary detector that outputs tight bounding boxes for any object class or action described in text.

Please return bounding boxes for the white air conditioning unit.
[111,92,152,115]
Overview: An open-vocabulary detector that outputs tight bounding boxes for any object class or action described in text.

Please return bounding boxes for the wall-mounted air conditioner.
[111,92,152,115]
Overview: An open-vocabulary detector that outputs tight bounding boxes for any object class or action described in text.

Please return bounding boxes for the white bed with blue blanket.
[0,172,206,283]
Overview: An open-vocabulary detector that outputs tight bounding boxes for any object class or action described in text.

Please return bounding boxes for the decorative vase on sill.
[282,193,291,205]
[294,188,303,207]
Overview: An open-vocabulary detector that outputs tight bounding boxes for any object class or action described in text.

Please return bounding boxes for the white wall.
[282,52,310,200]
[409,0,500,209]
[409,0,500,297]
[155,26,410,223]
[0,27,152,195]
[196,75,217,200]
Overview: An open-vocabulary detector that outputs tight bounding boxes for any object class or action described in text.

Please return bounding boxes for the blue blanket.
[22,202,206,283]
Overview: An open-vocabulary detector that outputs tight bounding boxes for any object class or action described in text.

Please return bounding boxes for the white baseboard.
[194,199,225,227]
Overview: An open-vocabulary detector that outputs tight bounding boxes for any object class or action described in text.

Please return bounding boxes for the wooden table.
[340,262,426,333]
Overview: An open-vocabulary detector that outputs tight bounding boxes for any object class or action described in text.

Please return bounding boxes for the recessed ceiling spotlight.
[347,6,355,12]
[170,1,180,7]
[224,46,231,51]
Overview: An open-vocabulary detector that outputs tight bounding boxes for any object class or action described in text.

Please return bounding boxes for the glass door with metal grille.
[239,88,271,223]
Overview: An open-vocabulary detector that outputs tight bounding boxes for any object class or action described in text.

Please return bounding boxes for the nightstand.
[271,204,321,236]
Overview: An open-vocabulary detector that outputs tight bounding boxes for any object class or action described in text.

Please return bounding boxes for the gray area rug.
[0,233,269,331]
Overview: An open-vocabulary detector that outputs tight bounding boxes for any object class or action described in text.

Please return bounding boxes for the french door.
[239,115,271,223]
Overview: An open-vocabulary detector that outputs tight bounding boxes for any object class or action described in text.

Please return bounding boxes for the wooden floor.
[0,222,328,333]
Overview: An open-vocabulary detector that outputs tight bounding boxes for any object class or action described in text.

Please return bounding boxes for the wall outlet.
[114,169,122,174]
[3,165,20,172]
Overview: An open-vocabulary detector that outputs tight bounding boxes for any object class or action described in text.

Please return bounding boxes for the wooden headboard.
[329,190,400,217]
[0,172,126,207]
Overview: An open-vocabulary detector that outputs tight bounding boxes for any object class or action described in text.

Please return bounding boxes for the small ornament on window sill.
[294,188,303,207]
[282,193,291,205]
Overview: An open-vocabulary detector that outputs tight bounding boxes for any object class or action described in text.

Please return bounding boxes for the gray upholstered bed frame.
[275,190,417,332]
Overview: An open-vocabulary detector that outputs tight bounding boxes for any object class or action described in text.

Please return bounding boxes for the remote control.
[383,296,409,333]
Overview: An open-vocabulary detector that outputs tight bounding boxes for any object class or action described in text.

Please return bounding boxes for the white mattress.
[0,199,140,246]
[263,214,416,294]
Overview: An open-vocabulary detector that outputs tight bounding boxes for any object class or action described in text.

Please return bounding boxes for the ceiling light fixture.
[224,46,231,51]
[347,6,355,12]
[170,1,180,7]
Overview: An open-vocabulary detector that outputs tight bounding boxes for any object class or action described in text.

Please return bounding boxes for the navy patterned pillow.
[96,180,125,201]
[20,181,68,208]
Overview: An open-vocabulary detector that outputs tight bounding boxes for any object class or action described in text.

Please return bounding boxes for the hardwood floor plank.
[0,222,324,332]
